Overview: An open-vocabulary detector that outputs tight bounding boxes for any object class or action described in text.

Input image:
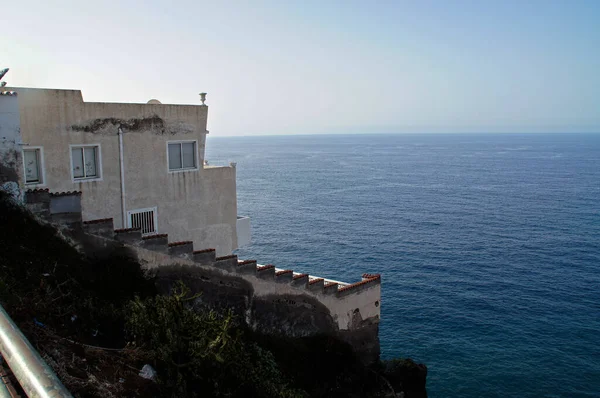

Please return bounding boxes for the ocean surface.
[205,133,600,398]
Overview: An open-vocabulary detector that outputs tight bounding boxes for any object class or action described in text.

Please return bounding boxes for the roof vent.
[147,99,162,104]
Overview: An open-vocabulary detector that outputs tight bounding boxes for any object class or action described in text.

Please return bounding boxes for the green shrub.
[126,282,305,398]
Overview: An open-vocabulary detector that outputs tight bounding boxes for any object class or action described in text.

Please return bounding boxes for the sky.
[2,0,599,136]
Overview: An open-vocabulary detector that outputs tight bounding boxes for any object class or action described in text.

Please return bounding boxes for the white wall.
[0,93,22,186]
[236,215,251,247]
[7,87,238,255]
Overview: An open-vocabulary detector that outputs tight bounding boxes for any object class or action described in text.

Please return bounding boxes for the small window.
[168,141,197,171]
[71,145,101,180]
[23,147,44,185]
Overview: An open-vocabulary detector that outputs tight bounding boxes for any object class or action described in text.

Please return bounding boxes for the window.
[71,145,101,181]
[23,147,44,185]
[127,207,158,236]
[168,141,197,171]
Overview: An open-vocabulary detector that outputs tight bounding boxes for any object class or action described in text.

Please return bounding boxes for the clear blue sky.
[2,0,599,135]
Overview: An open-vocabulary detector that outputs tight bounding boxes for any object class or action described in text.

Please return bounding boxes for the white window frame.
[69,144,103,183]
[166,140,199,173]
[126,206,158,236]
[22,146,46,187]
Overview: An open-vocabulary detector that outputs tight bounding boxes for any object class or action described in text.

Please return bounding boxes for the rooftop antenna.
[0,68,8,87]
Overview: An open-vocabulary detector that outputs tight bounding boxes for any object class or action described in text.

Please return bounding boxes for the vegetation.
[125,282,303,397]
[0,191,426,397]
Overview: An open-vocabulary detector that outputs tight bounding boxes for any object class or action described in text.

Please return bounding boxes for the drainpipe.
[118,127,126,228]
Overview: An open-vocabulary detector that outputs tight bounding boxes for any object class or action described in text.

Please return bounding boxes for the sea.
[205,133,600,398]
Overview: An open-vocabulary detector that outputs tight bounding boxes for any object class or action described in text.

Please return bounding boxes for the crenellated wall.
[25,189,382,364]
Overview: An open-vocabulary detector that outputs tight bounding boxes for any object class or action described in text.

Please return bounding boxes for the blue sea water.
[206,133,600,398]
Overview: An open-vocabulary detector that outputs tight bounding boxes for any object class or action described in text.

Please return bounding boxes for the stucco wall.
[0,93,22,185]
[135,247,381,333]
[236,216,251,247]
[7,87,237,256]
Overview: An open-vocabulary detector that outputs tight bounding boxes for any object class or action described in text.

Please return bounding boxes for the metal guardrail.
[0,304,73,397]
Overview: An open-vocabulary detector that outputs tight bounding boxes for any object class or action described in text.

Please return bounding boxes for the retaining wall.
[25,189,382,364]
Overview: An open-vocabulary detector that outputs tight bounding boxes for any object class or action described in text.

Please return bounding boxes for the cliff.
[0,190,427,397]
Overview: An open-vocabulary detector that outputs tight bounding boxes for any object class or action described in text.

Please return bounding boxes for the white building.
[1,87,250,256]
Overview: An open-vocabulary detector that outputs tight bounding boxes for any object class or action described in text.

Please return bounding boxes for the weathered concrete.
[290,274,309,288]
[114,228,142,244]
[0,93,22,189]
[5,87,238,256]
[251,293,338,337]
[214,255,238,273]
[49,192,82,214]
[168,241,194,259]
[25,189,51,219]
[192,248,216,265]
[237,260,257,275]
[141,234,169,252]
[275,270,294,283]
[236,215,251,247]
[156,264,254,320]
[308,278,324,293]
[82,218,115,239]
[323,282,339,296]
[256,265,275,280]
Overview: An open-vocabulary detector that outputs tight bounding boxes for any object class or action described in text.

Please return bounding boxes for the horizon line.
[208,131,600,138]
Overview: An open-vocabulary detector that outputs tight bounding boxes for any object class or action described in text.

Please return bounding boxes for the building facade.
[3,87,248,256]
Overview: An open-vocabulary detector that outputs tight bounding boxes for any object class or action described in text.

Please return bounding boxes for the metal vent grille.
[127,207,158,236]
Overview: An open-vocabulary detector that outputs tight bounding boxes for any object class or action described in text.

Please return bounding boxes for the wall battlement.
[24,189,382,364]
